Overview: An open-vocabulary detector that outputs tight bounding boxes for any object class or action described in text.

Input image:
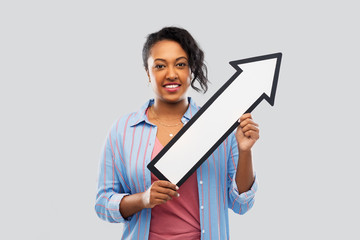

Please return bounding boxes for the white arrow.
[148,53,282,186]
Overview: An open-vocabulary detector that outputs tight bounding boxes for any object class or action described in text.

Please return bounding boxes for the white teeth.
[164,85,179,88]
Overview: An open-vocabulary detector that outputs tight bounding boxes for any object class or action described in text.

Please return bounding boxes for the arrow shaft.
[154,76,267,185]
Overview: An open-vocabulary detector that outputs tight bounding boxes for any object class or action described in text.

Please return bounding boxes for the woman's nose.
[166,66,178,80]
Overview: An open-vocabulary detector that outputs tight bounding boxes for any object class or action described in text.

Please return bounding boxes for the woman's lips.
[163,84,181,92]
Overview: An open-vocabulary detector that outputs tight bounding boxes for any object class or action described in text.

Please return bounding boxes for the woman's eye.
[177,63,187,67]
[154,64,165,69]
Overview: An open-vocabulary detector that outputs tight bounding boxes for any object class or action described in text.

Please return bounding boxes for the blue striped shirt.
[95,97,258,240]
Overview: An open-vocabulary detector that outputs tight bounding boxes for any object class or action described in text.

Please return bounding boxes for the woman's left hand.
[235,113,260,152]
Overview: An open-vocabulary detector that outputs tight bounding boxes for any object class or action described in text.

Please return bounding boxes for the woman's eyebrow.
[153,58,166,62]
[176,56,188,61]
[153,56,188,62]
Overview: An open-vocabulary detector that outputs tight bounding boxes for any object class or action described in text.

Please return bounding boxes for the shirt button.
[199,181,203,185]
[202,230,205,234]
[200,205,204,210]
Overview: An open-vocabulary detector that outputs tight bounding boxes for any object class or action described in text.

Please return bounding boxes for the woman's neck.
[152,98,189,119]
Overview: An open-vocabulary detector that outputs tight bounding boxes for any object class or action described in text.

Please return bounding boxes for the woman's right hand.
[142,180,180,208]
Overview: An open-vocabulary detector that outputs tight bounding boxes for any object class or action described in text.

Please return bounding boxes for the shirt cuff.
[231,174,258,204]
[108,193,131,222]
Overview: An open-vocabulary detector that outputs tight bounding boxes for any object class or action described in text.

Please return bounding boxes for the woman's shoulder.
[111,111,140,132]
[110,100,151,133]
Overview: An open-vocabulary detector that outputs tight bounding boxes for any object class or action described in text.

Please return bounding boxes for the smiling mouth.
[164,84,181,89]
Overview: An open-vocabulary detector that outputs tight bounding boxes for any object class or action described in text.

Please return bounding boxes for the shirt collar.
[182,97,199,121]
[129,97,199,127]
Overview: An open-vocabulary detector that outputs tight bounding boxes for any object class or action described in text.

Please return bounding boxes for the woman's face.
[147,40,191,104]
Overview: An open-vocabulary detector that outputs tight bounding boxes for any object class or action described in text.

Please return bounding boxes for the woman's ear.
[146,69,151,87]
[146,69,151,82]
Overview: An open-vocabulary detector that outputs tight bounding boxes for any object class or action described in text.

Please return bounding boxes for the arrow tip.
[229,52,282,108]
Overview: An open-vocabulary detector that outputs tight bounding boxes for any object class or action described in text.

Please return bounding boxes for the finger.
[244,130,260,139]
[240,118,258,128]
[156,180,179,191]
[152,181,179,197]
[153,192,173,201]
[239,113,252,122]
[241,124,259,133]
[154,199,169,205]
[155,186,180,198]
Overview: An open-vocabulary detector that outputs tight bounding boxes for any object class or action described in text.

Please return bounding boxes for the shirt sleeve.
[228,174,258,215]
[95,123,131,223]
[227,132,258,215]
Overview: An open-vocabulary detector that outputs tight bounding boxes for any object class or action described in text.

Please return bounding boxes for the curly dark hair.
[142,27,209,93]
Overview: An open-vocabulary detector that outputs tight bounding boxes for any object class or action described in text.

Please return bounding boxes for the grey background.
[1,0,359,239]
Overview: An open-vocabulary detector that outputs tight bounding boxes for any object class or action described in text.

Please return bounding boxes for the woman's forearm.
[235,149,255,194]
[119,192,146,219]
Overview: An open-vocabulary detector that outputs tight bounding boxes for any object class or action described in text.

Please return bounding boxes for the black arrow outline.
[147,52,282,187]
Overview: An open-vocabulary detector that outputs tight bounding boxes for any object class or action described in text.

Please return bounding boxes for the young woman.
[95,27,259,240]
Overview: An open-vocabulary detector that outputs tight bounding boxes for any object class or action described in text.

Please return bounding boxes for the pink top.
[149,137,201,240]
